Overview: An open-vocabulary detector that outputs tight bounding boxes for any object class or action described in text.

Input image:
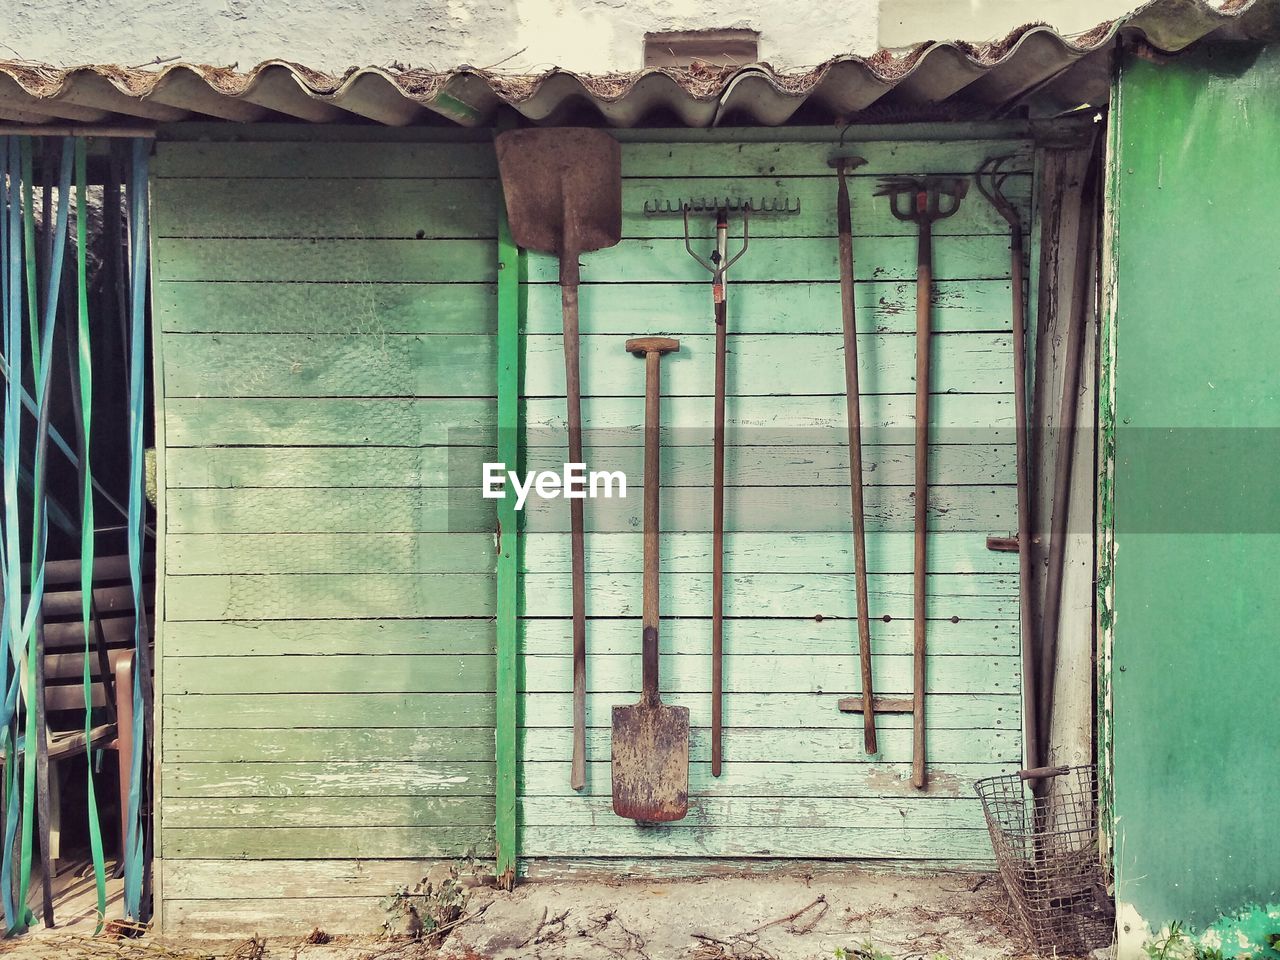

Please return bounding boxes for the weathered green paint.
[513,134,1031,865]
[149,125,1044,928]
[1111,44,1280,943]
[152,136,501,932]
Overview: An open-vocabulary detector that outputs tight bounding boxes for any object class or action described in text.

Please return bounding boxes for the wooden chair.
[3,552,153,920]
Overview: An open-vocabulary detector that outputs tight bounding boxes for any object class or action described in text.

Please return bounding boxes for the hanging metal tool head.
[494,128,622,256]
[876,176,969,224]
[975,155,1021,229]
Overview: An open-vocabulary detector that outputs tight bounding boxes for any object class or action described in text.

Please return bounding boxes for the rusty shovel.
[612,337,689,823]
[494,129,622,791]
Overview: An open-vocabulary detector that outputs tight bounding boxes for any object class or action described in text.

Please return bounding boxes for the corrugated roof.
[0,0,1275,129]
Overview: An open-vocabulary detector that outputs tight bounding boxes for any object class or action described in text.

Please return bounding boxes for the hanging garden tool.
[612,337,688,823]
[494,129,623,792]
[874,176,967,789]
[975,155,1039,771]
[683,203,747,778]
[825,153,886,756]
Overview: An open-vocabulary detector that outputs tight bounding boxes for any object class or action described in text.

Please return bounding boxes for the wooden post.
[494,184,522,889]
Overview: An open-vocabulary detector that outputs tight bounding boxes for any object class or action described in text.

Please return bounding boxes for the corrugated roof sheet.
[0,0,1275,129]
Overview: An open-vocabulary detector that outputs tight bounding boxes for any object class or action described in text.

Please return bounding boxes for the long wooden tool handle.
[912,209,932,790]
[642,348,662,706]
[711,208,729,777]
[1008,221,1040,771]
[836,164,877,755]
[712,299,726,774]
[563,250,588,792]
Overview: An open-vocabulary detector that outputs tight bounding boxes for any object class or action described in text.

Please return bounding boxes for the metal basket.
[974,765,1114,955]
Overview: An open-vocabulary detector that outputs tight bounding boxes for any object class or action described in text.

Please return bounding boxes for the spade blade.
[611,701,690,823]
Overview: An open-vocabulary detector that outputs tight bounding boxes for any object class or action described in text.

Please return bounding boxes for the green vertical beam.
[494,176,521,888]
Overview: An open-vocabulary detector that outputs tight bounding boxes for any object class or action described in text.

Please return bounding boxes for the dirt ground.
[0,868,1065,960]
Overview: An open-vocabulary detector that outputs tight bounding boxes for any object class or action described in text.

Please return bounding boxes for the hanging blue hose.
[122,138,150,921]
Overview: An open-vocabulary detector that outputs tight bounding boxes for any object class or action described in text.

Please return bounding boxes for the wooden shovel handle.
[628,338,679,704]
[564,250,587,792]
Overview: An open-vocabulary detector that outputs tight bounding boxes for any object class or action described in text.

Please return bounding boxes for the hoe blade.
[611,701,690,822]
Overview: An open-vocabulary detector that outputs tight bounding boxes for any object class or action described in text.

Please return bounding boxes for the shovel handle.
[628,337,679,704]
[563,249,587,792]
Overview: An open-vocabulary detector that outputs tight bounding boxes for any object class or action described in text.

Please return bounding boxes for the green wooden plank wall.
[150,130,1032,934]
[516,137,1030,864]
[152,135,500,934]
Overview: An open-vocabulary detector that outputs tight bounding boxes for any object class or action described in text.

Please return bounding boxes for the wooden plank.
[167,533,496,575]
[162,726,497,763]
[166,397,495,447]
[149,175,1026,241]
[519,856,993,881]
[524,394,1014,443]
[163,761,496,797]
[521,571,1014,619]
[164,826,494,859]
[154,238,495,283]
[523,531,1016,575]
[164,795,497,828]
[521,760,1011,799]
[153,140,500,178]
[520,652,1018,695]
[520,796,987,829]
[167,393,1007,449]
[162,618,496,657]
[165,574,495,621]
[152,178,499,239]
[167,693,496,729]
[521,615,1019,658]
[165,441,1012,491]
[520,485,1016,534]
[162,723,1015,765]
[520,726,1019,766]
[168,483,1013,535]
[155,279,1010,336]
[150,137,1028,180]
[523,280,1015,335]
[165,654,495,694]
[155,281,496,334]
[161,896,431,936]
[162,333,496,399]
[163,570,1004,621]
[525,236,1011,285]
[165,447,495,489]
[520,692,1018,731]
[521,825,993,860]
[618,140,1031,179]
[162,334,1014,401]
[623,175,1029,238]
[166,488,494,534]
[167,529,1014,577]
[523,332,1012,398]
[159,858,463,900]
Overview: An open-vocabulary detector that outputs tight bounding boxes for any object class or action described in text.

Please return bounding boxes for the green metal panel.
[1111,43,1280,935]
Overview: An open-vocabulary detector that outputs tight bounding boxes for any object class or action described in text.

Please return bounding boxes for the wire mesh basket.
[974,765,1114,955]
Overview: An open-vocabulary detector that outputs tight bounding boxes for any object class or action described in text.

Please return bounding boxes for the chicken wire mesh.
[974,765,1114,955]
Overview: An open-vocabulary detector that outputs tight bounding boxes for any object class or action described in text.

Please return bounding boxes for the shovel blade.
[494,128,622,256]
[611,701,690,822]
